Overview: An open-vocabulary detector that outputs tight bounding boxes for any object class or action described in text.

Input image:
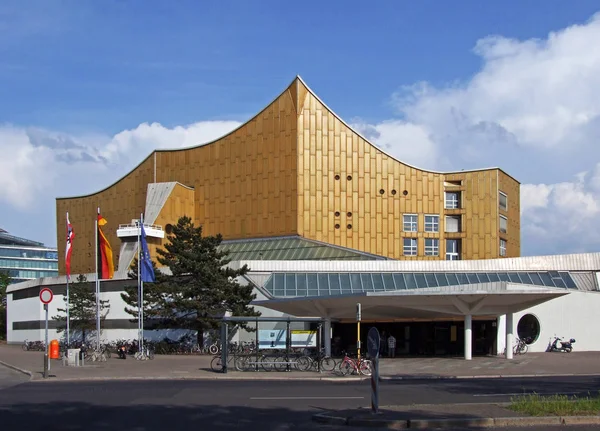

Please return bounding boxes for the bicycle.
[513,337,531,355]
[296,349,337,372]
[338,352,372,376]
[135,344,155,361]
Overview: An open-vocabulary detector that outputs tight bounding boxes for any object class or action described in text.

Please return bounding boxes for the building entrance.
[330,319,498,357]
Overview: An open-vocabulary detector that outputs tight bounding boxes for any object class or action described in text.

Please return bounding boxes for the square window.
[445,192,461,209]
[424,215,439,232]
[500,215,508,234]
[499,191,508,211]
[403,238,417,256]
[425,238,439,256]
[500,239,507,257]
[403,214,418,232]
[446,239,461,260]
[445,215,461,233]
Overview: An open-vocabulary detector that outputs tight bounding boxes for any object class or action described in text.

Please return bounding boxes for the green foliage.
[0,270,9,340]
[53,274,110,343]
[510,393,600,416]
[121,216,259,336]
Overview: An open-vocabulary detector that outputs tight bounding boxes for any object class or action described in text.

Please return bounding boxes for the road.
[0,365,28,390]
[1,371,600,430]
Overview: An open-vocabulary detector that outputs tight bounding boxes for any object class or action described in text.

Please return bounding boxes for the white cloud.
[384,13,600,255]
[0,120,240,245]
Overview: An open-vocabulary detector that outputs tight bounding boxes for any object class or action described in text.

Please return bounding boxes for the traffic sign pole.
[367,327,380,415]
[43,303,49,379]
[39,288,53,379]
[356,303,361,360]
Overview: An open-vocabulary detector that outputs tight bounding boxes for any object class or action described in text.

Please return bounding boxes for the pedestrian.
[388,334,396,358]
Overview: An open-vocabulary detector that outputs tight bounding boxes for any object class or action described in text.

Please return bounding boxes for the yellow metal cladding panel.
[297,80,517,261]
[498,170,521,257]
[56,83,299,275]
[56,156,154,275]
[297,89,449,260]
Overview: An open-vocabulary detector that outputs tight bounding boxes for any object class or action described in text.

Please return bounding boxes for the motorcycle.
[117,345,127,360]
[548,336,575,353]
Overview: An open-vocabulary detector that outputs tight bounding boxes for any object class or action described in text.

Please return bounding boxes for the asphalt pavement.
[2,373,600,430]
[0,365,28,390]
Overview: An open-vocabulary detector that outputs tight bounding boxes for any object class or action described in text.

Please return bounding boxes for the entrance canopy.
[253,282,569,320]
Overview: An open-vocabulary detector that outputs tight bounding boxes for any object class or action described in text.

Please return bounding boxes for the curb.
[379,372,600,381]
[28,375,368,383]
[0,360,33,380]
[312,412,600,429]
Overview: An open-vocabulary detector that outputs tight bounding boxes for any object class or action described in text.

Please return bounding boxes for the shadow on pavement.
[0,401,499,431]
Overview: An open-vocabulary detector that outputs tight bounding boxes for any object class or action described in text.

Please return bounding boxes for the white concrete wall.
[497,290,600,354]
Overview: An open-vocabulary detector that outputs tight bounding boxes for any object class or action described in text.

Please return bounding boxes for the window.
[403,214,418,232]
[424,215,439,232]
[445,191,460,209]
[425,238,439,256]
[500,239,507,257]
[445,215,461,233]
[446,239,461,260]
[499,191,508,211]
[500,215,508,234]
[403,238,417,256]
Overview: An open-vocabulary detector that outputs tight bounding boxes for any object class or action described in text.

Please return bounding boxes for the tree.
[0,270,9,340]
[121,216,259,344]
[53,274,110,344]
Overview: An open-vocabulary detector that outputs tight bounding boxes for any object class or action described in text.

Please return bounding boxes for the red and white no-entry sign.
[39,288,53,304]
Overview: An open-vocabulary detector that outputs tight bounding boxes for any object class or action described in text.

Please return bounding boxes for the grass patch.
[510,393,600,416]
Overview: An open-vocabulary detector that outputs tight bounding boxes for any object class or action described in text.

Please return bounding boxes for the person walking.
[388,334,396,358]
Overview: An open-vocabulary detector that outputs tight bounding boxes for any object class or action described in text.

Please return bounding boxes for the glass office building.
[0,228,58,283]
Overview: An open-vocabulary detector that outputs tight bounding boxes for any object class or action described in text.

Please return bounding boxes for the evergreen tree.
[0,270,9,340]
[121,216,259,343]
[53,274,110,344]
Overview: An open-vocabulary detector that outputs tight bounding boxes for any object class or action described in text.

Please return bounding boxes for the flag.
[65,213,75,280]
[97,214,114,279]
[140,223,155,283]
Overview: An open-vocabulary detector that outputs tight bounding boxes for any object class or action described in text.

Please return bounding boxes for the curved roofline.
[295,76,520,184]
[57,76,300,201]
[57,75,519,201]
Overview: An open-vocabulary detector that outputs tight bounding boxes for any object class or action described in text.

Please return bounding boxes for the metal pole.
[317,323,322,373]
[286,320,291,372]
[138,214,143,354]
[65,212,70,349]
[95,208,100,350]
[255,318,259,372]
[221,321,228,374]
[371,357,379,414]
[357,303,362,360]
[43,304,49,379]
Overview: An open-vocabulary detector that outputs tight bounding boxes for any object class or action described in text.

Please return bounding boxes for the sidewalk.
[2,344,600,382]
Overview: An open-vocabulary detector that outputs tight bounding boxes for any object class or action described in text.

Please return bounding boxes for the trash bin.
[49,339,60,359]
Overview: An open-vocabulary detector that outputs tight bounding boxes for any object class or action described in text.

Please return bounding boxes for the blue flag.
[140,224,156,282]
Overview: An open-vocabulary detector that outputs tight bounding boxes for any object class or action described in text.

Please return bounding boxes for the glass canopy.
[263,271,578,298]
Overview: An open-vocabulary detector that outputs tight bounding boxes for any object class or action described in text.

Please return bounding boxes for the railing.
[117,223,163,231]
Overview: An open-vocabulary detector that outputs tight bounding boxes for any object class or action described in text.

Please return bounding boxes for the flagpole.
[140,213,144,354]
[95,207,101,350]
[137,213,142,352]
[66,212,70,348]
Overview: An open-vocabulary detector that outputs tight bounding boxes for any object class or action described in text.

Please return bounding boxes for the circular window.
[165,224,174,234]
[379,189,385,194]
[517,314,540,344]
[403,190,409,196]
[347,175,353,181]
[391,189,397,195]
[335,223,340,229]
[347,212,352,217]
[334,174,340,180]
[334,211,341,217]
[347,224,352,229]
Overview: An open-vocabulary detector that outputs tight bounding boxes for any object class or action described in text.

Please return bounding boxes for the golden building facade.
[56,77,520,275]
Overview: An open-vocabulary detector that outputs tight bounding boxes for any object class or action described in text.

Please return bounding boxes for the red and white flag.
[66,213,75,280]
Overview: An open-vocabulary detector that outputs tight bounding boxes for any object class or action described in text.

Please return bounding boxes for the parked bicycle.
[513,337,532,355]
[337,351,372,376]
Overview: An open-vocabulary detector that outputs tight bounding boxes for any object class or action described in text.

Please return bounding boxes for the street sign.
[367,327,380,359]
[39,288,53,304]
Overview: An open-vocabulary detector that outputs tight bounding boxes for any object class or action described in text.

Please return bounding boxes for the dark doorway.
[332,319,497,357]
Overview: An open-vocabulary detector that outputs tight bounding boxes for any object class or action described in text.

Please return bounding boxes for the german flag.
[97,214,114,280]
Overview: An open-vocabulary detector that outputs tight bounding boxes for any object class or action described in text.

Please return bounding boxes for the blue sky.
[2,1,600,256]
